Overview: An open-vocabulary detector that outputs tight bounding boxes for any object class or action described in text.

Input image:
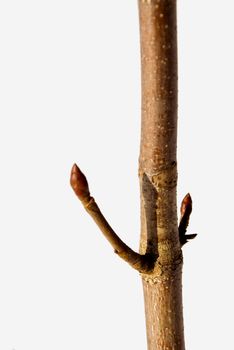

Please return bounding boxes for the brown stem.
[138,0,185,348]
[70,164,155,273]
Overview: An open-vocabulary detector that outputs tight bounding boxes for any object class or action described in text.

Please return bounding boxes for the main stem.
[71,0,187,348]
[138,1,185,349]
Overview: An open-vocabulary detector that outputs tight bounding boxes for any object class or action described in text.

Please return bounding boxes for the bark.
[138,0,185,349]
[70,1,197,349]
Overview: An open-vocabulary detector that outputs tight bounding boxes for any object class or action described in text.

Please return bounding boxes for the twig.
[70,164,155,273]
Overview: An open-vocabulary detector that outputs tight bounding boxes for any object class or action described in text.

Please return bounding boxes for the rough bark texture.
[138,0,185,349]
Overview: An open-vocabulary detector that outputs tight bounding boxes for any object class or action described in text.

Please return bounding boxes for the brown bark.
[71,1,196,349]
[138,0,185,349]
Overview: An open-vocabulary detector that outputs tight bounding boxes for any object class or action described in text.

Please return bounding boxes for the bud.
[180,193,192,217]
[70,163,90,202]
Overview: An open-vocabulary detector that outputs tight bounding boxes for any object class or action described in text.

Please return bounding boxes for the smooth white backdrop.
[0,1,233,349]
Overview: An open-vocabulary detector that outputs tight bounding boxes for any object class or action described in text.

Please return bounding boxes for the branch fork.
[70,164,155,273]
[70,164,196,274]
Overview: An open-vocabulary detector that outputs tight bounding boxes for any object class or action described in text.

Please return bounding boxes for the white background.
[0,0,233,349]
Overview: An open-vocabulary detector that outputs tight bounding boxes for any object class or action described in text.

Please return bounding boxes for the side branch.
[70,164,155,273]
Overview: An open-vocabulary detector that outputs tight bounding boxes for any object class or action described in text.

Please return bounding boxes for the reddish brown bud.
[180,193,192,217]
[70,163,90,202]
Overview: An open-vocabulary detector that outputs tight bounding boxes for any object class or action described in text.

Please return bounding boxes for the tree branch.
[70,164,155,273]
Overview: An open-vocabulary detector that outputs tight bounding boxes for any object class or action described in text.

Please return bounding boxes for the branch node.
[70,164,155,273]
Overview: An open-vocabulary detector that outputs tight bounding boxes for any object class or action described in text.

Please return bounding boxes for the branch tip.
[179,192,195,246]
[180,193,192,217]
[70,163,90,202]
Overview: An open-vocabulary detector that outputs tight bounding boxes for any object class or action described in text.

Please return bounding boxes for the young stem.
[70,164,155,273]
[138,0,185,348]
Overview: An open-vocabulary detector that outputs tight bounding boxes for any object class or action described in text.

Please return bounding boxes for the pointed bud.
[70,163,90,202]
[180,193,192,217]
[179,193,195,246]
